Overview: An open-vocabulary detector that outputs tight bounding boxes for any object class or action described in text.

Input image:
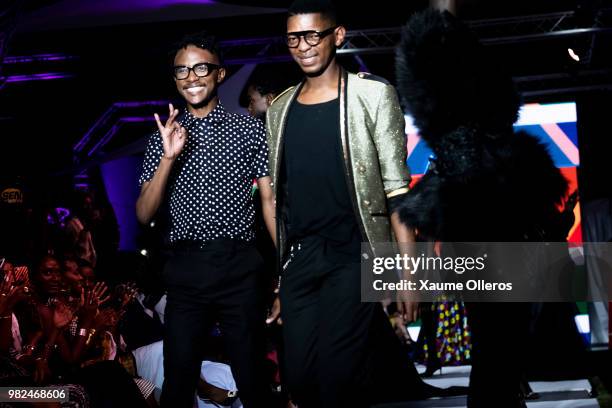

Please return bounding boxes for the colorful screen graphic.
[405,102,581,242]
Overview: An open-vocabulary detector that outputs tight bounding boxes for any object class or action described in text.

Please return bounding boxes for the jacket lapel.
[273,81,304,195]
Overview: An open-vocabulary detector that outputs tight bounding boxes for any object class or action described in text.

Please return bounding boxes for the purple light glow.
[19,1,284,33]
[4,53,78,64]
[115,101,168,108]
[101,0,216,12]
[2,73,74,83]
[120,117,154,123]
[37,0,217,16]
[101,156,143,251]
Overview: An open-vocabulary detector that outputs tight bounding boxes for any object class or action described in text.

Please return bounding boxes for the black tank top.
[282,97,361,246]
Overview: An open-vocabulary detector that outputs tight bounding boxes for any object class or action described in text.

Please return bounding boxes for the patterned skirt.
[419,301,472,365]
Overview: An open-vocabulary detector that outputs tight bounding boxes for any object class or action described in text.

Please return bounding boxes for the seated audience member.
[132,339,242,407]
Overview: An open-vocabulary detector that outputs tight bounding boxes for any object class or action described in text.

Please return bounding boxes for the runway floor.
[374,365,599,408]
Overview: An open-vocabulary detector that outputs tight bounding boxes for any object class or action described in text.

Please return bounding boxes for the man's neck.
[300,62,340,103]
[187,96,219,118]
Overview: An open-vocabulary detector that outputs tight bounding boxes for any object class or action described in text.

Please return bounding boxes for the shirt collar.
[183,102,227,125]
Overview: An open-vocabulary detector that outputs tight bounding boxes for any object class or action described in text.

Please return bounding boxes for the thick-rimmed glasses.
[173,62,221,80]
[286,26,338,48]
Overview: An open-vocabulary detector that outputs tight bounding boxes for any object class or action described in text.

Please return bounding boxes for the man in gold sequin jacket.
[258,1,427,406]
[265,68,412,262]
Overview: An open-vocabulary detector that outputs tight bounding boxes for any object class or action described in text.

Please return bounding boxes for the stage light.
[140,249,148,257]
[567,48,581,62]
[574,314,590,334]
[150,221,155,228]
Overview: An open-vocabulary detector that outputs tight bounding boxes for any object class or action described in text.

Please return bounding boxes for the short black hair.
[169,31,223,65]
[288,0,338,24]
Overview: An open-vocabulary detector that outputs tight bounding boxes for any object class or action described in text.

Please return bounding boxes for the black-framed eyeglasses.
[286,26,338,48]
[173,62,221,80]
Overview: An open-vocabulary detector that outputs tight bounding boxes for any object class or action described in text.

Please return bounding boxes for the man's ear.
[265,93,275,107]
[217,67,226,84]
[334,25,346,47]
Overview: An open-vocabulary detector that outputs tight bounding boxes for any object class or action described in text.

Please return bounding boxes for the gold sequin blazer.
[265,69,411,261]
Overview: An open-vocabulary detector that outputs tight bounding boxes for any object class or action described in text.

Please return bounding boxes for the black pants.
[160,239,269,408]
[280,236,425,408]
[466,302,532,408]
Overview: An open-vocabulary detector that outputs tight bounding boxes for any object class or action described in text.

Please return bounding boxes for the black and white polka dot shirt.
[139,103,269,244]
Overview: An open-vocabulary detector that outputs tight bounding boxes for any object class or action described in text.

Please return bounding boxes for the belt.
[168,238,250,251]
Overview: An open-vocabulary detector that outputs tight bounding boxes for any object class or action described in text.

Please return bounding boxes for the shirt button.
[363,200,371,207]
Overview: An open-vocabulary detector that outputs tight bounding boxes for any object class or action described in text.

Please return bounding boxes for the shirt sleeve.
[372,84,412,197]
[251,120,270,179]
[138,131,164,186]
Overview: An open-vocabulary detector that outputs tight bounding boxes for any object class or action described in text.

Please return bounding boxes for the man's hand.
[397,289,419,323]
[266,291,282,325]
[258,176,277,247]
[391,313,412,344]
[136,103,187,225]
[390,212,420,322]
[154,103,187,160]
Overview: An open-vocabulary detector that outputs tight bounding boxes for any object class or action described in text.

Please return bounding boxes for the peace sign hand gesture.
[154,103,188,160]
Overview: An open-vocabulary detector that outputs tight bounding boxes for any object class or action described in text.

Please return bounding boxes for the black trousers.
[466,302,532,408]
[160,239,269,408]
[280,236,425,408]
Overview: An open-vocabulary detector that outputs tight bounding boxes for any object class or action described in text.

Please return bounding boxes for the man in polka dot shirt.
[136,31,275,408]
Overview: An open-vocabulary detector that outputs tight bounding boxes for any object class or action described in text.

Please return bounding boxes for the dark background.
[0,0,611,202]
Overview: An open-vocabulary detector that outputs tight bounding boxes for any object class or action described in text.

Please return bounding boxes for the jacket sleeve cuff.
[386,187,410,199]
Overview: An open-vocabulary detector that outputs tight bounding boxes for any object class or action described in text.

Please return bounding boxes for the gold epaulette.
[357,72,390,85]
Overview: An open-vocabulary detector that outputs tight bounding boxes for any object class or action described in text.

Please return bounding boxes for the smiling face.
[286,13,344,77]
[173,45,225,109]
[62,259,83,292]
[36,257,62,295]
